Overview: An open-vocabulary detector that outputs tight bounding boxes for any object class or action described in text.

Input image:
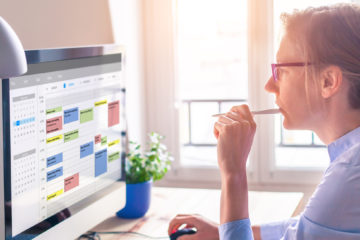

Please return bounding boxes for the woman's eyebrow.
[276,57,283,63]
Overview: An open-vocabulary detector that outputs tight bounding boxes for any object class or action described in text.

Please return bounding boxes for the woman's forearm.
[220,173,249,224]
[252,225,261,240]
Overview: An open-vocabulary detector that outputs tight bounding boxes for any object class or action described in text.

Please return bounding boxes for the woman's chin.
[283,118,307,130]
[282,121,291,130]
[282,118,296,130]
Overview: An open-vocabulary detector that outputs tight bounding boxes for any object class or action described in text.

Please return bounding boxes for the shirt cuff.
[219,218,254,240]
[260,221,287,240]
[260,217,299,240]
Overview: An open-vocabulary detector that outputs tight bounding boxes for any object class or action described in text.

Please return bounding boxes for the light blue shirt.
[219,126,360,240]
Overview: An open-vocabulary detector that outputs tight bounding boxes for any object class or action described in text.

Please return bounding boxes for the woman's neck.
[314,108,360,145]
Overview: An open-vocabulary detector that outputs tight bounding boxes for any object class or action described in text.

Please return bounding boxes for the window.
[144,0,359,188]
[177,0,248,167]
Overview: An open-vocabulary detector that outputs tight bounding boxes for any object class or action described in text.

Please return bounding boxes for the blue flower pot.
[116,179,152,219]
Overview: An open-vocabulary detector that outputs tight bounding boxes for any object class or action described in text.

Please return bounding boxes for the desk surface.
[91,187,303,240]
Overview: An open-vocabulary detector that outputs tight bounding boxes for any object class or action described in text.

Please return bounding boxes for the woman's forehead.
[276,34,305,63]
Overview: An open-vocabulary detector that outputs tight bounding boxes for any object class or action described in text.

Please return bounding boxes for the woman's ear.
[320,65,343,99]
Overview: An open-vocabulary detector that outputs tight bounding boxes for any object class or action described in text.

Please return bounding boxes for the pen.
[212,108,280,117]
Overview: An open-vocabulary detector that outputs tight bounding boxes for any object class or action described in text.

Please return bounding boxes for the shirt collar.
[327,126,360,162]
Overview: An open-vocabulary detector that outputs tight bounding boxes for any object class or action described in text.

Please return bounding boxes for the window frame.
[144,0,325,189]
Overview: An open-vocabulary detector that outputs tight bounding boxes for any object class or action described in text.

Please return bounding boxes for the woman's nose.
[264,76,278,93]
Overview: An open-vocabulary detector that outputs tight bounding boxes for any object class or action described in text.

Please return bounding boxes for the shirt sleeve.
[260,217,299,240]
[219,218,254,240]
[281,214,360,240]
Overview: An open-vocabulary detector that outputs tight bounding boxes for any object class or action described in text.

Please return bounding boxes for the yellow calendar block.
[46,134,63,144]
[47,189,64,201]
[108,139,120,147]
[94,100,107,107]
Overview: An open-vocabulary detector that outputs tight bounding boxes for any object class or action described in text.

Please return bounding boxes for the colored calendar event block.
[95,134,101,144]
[47,189,63,201]
[46,134,63,144]
[95,100,107,107]
[64,107,78,124]
[108,101,119,127]
[46,106,62,115]
[80,108,93,123]
[108,152,120,162]
[95,149,107,177]
[64,173,79,192]
[47,153,63,167]
[47,167,63,182]
[46,116,63,134]
[64,129,79,142]
[108,139,120,147]
[80,141,94,158]
[101,136,107,146]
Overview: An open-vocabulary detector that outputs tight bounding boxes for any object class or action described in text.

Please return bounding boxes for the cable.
[78,231,169,240]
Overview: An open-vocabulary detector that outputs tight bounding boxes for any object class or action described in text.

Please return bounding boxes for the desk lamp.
[0,16,27,79]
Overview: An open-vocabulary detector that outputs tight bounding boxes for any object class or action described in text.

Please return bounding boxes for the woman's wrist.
[252,225,262,240]
[221,169,247,185]
[220,172,249,224]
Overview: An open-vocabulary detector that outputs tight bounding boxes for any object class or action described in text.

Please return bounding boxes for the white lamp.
[0,16,27,79]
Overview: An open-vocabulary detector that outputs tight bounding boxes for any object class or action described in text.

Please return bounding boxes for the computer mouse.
[170,228,196,240]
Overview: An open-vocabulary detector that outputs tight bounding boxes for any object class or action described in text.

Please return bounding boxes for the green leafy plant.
[125,132,173,184]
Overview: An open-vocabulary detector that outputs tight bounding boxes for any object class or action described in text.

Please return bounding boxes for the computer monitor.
[0,45,126,240]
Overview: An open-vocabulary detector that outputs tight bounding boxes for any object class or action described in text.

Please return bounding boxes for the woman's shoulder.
[303,146,360,231]
[328,141,360,167]
[337,142,360,167]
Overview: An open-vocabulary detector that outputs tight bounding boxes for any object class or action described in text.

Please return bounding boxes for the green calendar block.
[64,129,79,142]
[101,136,107,146]
[46,106,62,115]
[80,108,93,123]
[108,152,120,162]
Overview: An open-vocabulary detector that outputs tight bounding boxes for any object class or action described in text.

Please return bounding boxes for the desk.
[90,187,303,240]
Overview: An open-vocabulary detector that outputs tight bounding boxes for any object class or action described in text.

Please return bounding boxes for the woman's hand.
[214,104,256,177]
[168,214,219,240]
[214,105,256,224]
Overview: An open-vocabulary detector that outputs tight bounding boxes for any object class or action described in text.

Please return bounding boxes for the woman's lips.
[275,102,284,114]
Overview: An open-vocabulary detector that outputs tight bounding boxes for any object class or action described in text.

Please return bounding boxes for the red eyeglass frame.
[271,62,311,82]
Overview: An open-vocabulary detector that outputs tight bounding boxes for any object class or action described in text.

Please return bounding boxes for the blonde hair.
[281,3,360,109]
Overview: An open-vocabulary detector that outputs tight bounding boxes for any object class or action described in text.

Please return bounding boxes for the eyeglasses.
[271,62,310,82]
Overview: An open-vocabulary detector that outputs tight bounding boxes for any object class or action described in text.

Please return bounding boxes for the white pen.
[212,108,280,117]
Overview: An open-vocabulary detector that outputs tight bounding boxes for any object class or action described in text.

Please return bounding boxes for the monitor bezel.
[3,45,126,239]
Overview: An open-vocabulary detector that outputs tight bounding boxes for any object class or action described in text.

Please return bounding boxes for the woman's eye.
[277,69,287,80]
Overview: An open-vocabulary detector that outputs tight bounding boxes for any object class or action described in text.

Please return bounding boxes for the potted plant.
[116,132,173,218]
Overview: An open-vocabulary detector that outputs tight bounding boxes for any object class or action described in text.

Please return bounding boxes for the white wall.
[0,0,114,49]
[108,0,146,147]
[0,0,146,146]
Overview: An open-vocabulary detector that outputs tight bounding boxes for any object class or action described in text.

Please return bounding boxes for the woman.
[168,3,360,240]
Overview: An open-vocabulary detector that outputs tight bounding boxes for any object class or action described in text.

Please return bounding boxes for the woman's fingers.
[213,121,225,139]
[218,115,234,124]
[213,115,236,139]
[216,105,256,131]
[169,214,219,240]
[230,105,256,129]
[178,235,197,240]
[213,121,222,139]
[168,215,199,235]
[214,104,257,175]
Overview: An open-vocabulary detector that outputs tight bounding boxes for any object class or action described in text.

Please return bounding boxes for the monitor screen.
[3,46,126,238]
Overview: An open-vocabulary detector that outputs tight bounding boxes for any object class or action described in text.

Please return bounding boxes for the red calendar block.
[64,173,79,192]
[95,134,101,144]
[46,116,63,134]
[108,101,120,127]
